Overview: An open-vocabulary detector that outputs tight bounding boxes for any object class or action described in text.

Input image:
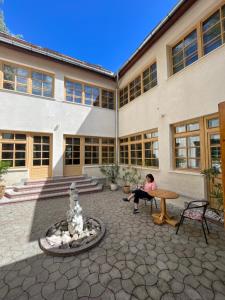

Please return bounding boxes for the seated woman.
[123,174,157,214]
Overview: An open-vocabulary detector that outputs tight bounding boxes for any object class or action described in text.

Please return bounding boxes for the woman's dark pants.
[132,189,153,204]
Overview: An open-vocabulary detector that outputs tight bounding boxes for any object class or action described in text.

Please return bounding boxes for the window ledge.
[61,101,115,111]
[168,170,203,176]
[7,168,28,173]
[0,88,56,101]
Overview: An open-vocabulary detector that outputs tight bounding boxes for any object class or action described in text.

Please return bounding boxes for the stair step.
[24,175,87,186]
[1,184,103,205]
[5,181,98,199]
[16,178,92,191]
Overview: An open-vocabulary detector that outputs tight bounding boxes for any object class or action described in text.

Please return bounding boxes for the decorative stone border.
[39,217,106,257]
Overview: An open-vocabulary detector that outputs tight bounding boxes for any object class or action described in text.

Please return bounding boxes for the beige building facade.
[0,0,224,201]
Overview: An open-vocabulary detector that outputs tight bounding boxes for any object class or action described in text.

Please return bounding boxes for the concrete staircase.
[2,175,103,205]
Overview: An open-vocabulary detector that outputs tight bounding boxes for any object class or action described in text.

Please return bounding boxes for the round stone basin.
[39,217,106,257]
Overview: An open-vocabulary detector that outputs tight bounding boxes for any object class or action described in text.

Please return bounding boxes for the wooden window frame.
[119,86,129,108]
[169,1,225,76]
[0,131,28,168]
[171,29,199,75]
[119,129,159,168]
[0,60,55,98]
[101,89,115,110]
[64,77,115,110]
[101,138,115,164]
[142,62,158,93]
[64,137,81,166]
[129,75,141,102]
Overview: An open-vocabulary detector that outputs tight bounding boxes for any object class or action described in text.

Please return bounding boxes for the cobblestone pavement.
[0,189,225,300]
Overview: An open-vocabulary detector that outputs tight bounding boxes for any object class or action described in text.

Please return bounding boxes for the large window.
[84,85,100,106]
[3,64,29,93]
[129,76,141,101]
[33,136,50,166]
[102,90,114,110]
[0,133,27,167]
[2,63,54,97]
[65,79,114,110]
[143,62,157,93]
[119,86,128,108]
[202,5,225,55]
[65,137,80,165]
[174,121,200,169]
[172,30,198,74]
[85,137,100,165]
[102,138,115,164]
[32,72,53,97]
[144,131,159,167]
[65,81,82,104]
[206,116,221,171]
[120,138,129,165]
[120,130,159,168]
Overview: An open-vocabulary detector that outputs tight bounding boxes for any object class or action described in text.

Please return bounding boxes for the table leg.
[152,197,178,226]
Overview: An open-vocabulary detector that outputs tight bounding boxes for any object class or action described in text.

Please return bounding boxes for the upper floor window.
[143,62,157,93]
[32,72,53,98]
[3,64,29,93]
[102,90,114,110]
[2,63,54,98]
[202,5,225,55]
[172,30,198,74]
[129,76,141,101]
[84,85,100,106]
[119,86,128,108]
[65,81,82,104]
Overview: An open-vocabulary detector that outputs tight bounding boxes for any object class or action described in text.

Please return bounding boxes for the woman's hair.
[146,174,154,182]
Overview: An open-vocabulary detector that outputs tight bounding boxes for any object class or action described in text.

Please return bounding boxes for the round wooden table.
[148,189,179,226]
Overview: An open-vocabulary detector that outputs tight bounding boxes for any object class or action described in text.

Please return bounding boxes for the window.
[3,64,29,93]
[0,133,27,167]
[120,138,129,165]
[129,76,141,101]
[102,138,115,164]
[85,137,100,164]
[102,90,114,110]
[130,134,143,166]
[119,86,128,108]
[65,80,82,104]
[32,72,53,97]
[202,5,225,55]
[143,62,157,93]
[172,30,198,74]
[33,136,50,166]
[174,121,200,170]
[84,85,100,106]
[65,138,80,165]
[206,116,221,171]
[144,131,159,167]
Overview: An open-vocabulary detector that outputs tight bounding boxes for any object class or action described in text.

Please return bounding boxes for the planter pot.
[0,182,6,199]
[123,185,131,194]
[110,183,118,191]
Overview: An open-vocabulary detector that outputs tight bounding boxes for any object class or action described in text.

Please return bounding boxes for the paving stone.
[27,283,43,297]
[146,285,162,300]
[213,281,225,295]
[197,285,214,300]
[90,282,105,297]
[133,286,148,300]
[23,276,36,290]
[161,293,176,300]
[184,286,202,300]
[100,288,115,300]
[65,267,78,279]
[77,281,90,298]
[42,282,55,298]
[108,278,122,293]
[86,272,99,286]
[170,279,184,293]
[63,290,78,300]
[144,273,158,286]
[159,270,173,282]
[55,275,68,290]
[68,276,81,290]
[215,293,225,300]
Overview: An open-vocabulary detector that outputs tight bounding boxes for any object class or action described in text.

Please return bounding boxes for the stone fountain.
[39,182,105,256]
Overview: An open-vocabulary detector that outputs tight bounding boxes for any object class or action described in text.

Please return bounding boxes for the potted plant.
[121,167,142,194]
[0,161,10,199]
[100,164,120,191]
[201,165,223,215]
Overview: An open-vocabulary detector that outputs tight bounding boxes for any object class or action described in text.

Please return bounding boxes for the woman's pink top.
[143,181,157,193]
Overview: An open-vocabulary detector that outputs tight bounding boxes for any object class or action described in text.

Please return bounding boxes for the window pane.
[15,160,25,167]
[176,148,186,158]
[210,134,220,145]
[2,133,14,139]
[2,152,13,159]
[208,118,219,128]
[187,123,200,131]
[3,82,14,90]
[2,143,14,150]
[175,125,186,133]
[188,136,200,147]
[175,138,186,147]
[15,144,26,150]
[176,158,187,168]
[188,159,200,169]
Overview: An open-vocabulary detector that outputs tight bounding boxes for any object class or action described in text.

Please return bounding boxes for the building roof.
[0,0,197,80]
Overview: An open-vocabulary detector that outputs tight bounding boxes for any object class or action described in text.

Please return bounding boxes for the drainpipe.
[115,72,119,164]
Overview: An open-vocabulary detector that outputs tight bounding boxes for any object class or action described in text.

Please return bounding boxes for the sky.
[1,0,179,72]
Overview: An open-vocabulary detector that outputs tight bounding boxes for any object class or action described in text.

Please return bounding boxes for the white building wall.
[118,0,225,199]
[0,47,116,183]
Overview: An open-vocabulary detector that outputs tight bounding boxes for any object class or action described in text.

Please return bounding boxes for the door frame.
[219,102,225,228]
